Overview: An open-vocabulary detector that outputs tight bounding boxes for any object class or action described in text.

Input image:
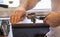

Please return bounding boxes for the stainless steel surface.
[1,20,10,35]
[0,24,13,37]
[0,18,13,37]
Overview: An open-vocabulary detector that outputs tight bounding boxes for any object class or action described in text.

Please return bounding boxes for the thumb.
[43,12,51,24]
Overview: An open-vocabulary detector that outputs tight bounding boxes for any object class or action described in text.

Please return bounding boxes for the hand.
[44,12,60,27]
[10,8,26,24]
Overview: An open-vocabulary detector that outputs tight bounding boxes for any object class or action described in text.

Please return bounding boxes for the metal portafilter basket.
[0,18,10,36]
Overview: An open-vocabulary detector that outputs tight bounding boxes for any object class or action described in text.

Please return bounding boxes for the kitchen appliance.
[12,9,50,37]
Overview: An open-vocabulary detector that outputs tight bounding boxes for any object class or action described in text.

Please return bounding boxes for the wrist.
[17,6,26,11]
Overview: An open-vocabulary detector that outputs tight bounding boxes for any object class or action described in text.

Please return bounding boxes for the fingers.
[44,12,53,23]
[10,15,15,24]
[10,14,21,24]
[13,15,18,24]
[44,12,51,24]
[10,11,19,24]
[10,10,26,24]
[10,16,19,24]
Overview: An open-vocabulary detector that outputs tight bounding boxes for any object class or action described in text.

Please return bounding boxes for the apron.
[46,26,60,37]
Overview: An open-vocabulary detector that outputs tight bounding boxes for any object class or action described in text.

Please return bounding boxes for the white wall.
[33,0,51,9]
[0,0,20,7]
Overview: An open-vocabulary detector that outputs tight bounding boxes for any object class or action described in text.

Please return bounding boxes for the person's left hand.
[10,8,26,24]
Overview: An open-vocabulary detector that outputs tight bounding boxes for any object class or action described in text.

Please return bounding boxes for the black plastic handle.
[0,4,8,8]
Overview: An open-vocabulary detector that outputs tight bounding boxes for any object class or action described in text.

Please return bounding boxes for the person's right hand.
[44,12,60,27]
[10,8,26,24]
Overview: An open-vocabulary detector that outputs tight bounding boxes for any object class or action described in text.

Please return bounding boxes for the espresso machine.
[12,9,50,37]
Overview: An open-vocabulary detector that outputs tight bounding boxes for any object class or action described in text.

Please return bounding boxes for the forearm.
[19,0,40,10]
